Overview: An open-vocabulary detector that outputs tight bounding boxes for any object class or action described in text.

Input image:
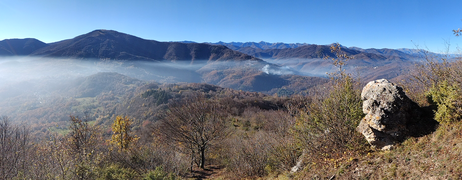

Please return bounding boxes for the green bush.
[142,166,176,180]
[426,80,462,123]
[96,164,137,180]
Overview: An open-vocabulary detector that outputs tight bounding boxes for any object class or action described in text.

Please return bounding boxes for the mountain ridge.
[177,41,311,50]
[214,43,421,61]
[1,30,436,62]
[178,40,442,60]
[2,30,261,62]
[0,38,48,56]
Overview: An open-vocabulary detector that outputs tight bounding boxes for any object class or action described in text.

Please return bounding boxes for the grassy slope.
[283,122,462,180]
[214,122,462,180]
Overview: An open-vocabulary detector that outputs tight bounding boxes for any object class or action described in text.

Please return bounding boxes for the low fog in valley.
[0,53,422,133]
[0,56,319,124]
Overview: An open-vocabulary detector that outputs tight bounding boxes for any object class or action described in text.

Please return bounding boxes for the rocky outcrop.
[356,79,432,150]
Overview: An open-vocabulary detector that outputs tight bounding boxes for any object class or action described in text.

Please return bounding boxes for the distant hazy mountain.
[0,38,48,56]
[178,41,310,50]
[233,44,419,61]
[353,47,455,60]
[210,41,310,50]
[396,48,430,57]
[180,41,426,61]
[354,48,419,61]
[395,48,458,60]
[242,44,425,82]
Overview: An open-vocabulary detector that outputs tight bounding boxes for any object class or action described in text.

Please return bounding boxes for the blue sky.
[1,0,461,52]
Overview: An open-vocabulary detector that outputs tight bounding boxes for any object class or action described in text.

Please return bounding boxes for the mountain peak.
[25,30,259,61]
[88,29,106,35]
[89,29,117,34]
[81,29,127,38]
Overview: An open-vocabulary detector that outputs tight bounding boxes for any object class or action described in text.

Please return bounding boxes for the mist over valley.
[0,29,441,138]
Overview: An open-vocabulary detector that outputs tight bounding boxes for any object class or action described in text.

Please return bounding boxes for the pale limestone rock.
[357,79,422,150]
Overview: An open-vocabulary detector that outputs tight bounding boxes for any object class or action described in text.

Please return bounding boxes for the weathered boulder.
[356,79,424,150]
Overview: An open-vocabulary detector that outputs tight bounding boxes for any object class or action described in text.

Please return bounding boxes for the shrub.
[292,76,366,159]
[224,131,273,177]
[291,43,367,168]
[142,166,177,180]
[265,140,299,174]
[425,80,462,123]
[410,48,462,123]
[96,164,137,180]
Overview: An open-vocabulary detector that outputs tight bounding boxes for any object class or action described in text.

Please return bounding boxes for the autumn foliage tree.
[109,115,138,151]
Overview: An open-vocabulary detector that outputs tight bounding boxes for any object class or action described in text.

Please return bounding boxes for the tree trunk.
[190,149,194,172]
[200,147,205,169]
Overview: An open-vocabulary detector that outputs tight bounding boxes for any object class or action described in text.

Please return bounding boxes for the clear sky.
[1,0,461,52]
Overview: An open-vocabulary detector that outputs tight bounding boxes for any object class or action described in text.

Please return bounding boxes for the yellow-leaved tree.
[109,115,138,151]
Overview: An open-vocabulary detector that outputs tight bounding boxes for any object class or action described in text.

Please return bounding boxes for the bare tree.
[67,115,99,156]
[66,115,101,180]
[0,116,31,179]
[157,93,229,170]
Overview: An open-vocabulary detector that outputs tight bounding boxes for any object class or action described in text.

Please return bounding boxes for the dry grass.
[288,118,462,180]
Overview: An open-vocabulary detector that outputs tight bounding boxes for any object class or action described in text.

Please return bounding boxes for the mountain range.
[231,44,418,60]
[1,29,432,62]
[178,41,433,61]
[209,41,311,50]
[0,29,437,94]
[0,30,259,62]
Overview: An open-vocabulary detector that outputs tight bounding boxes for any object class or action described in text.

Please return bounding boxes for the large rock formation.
[356,79,427,150]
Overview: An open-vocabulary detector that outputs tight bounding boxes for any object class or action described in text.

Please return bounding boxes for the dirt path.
[187,165,225,179]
